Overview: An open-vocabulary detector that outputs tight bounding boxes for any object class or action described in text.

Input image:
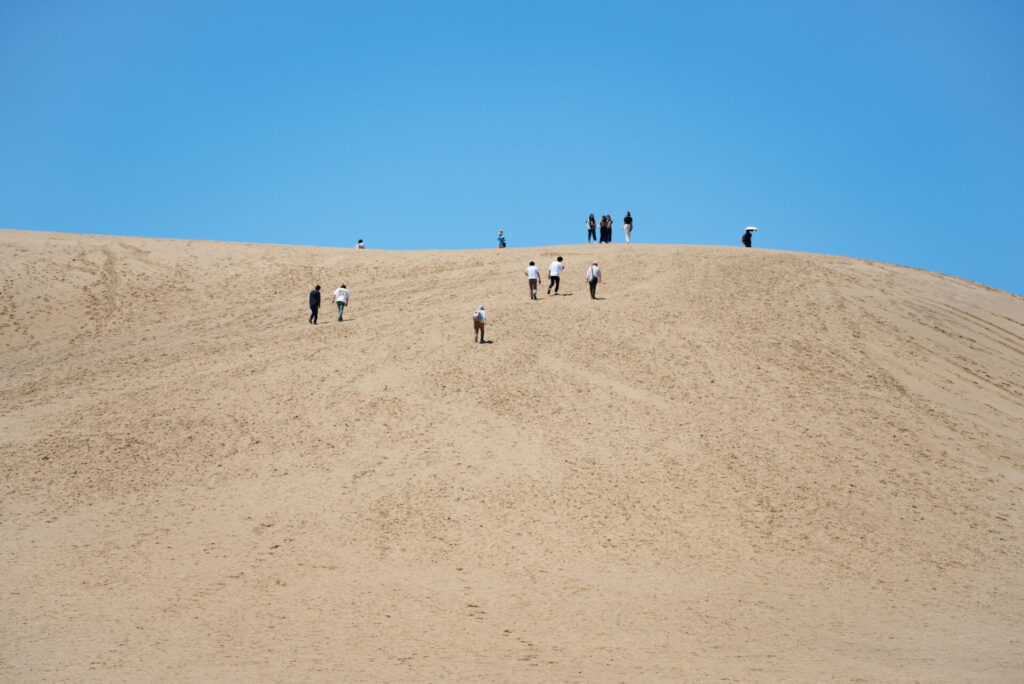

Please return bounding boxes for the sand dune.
[1,228,1022,682]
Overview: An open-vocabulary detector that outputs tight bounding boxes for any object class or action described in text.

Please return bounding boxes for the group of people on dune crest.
[307,219,758,339]
[585,212,632,244]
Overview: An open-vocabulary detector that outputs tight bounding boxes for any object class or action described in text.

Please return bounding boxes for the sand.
[1,229,1022,682]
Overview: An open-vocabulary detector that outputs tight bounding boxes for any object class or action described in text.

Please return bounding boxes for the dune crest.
[2,229,1022,681]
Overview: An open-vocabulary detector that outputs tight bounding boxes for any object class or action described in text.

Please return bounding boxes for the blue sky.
[2,0,1022,294]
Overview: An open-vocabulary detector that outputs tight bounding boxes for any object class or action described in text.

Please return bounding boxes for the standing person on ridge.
[742,226,757,247]
[600,215,613,243]
[623,211,633,243]
[585,263,602,299]
[308,285,321,324]
[356,239,365,249]
[473,305,487,343]
[332,284,350,321]
[587,214,597,243]
[547,256,564,295]
[497,230,506,248]
[524,261,541,300]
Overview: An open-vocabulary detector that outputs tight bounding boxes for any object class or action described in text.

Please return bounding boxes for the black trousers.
[309,305,319,323]
[589,280,597,298]
[587,228,596,242]
[548,275,560,293]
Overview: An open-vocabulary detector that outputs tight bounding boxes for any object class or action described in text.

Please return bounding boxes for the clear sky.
[2,1,1022,294]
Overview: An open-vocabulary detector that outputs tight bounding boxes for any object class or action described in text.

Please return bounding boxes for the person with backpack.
[473,305,487,343]
[742,226,757,247]
[585,263,602,299]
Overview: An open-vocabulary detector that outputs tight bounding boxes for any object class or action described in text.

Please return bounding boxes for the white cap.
[746,226,758,232]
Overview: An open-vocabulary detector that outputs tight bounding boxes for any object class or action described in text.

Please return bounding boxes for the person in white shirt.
[524,261,541,300]
[547,256,564,295]
[356,239,365,249]
[473,305,487,343]
[332,284,350,321]
[585,263,602,299]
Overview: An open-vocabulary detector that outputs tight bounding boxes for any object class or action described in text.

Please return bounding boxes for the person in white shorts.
[623,212,633,243]
[547,256,564,295]
[524,261,541,300]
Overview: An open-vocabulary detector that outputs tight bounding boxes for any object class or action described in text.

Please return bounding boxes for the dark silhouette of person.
[309,285,321,324]
[587,214,597,243]
[742,229,754,248]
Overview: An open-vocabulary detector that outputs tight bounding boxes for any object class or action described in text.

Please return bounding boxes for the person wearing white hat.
[473,305,487,343]
[742,226,757,247]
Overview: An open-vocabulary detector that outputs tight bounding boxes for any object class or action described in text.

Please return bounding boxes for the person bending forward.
[473,305,487,343]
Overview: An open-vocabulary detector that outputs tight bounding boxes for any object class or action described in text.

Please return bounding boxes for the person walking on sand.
[332,284,350,321]
[497,230,507,249]
[547,256,564,295]
[587,214,597,243]
[585,263,602,299]
[473,305,487,343]
[308,285,321,324]
[525,261,541,300]
[742,226,757,247]
[623,211,633,243]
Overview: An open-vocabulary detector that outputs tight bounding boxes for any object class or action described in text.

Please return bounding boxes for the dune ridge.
[2,229,1023,682]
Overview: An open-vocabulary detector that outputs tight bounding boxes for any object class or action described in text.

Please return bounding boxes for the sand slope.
[1,229,1022,682]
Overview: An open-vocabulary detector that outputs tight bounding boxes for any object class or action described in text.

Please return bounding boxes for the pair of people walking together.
[307,284,351,323]
[524,257,565,298]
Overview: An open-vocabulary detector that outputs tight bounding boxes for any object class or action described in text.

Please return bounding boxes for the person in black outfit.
[742,229,754,248]
[309,285,321,324]
[587,214,597,243]
[600,215,613,243]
